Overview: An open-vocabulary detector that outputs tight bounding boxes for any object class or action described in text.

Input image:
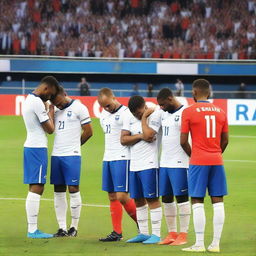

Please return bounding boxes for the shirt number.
[58,121,65,130]
[205,115,216,138]
[105,124,111,134]
[163,126,169,136]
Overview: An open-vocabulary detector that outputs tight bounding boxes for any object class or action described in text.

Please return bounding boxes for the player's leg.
[112,160,137,223]
[170,168,191,246]
[182,165,209,252]
[24,147,53,238]
[207,165,227,253]
[126,171,150,243]
[61,156,82,237]
[99,161,123,241]
[142,169,162,244]
[51,156,68,237]
[159,167,178,245]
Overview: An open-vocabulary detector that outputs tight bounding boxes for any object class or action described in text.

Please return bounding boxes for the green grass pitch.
[0,116,255,256]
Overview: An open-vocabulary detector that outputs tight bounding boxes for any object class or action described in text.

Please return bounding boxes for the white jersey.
[150,106,189,168]
[100,105,130,161]
[52,100,91,156]
[122,114,160,172]
[23,93,49,148]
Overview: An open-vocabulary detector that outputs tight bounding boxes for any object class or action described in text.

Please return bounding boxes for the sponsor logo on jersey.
[175,115,180,121]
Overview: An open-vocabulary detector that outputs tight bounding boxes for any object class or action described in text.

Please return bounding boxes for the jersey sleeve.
[148,110,162,133]
[34,98,49,123]
[122,113,131,132]
[181,108,190,133]
[77,102,91,125]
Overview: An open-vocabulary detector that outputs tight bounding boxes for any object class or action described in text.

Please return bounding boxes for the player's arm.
[81,122,93,145]
[221,132,229,153]
[180,132,191,157]
[41,104,55,134]
[141,108,157,142]
[120,130,143,146]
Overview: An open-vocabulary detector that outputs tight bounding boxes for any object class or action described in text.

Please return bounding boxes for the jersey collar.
[197,100,210,103]
[168,105,184,114]
[62,99,75,109]
[112,104,123,114]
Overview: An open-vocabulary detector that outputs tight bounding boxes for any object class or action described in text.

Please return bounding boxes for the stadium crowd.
[0,0,255,59]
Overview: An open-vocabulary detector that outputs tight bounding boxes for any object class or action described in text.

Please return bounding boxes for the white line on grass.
[230,135,256,139]
[0,197,109,207]
[224,160,256,163]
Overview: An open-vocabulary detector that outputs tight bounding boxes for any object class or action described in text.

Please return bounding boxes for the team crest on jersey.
[115,115,120,120]
[175,115,180,121]
[67,111,72,117]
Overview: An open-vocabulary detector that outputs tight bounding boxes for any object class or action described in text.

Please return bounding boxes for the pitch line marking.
[224,160,256,163]
[0,197,109,207]
[230,135,256,139]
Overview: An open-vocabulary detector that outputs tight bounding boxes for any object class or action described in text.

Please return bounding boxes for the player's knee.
[116,192,129,205]
[162,195,174,203]
[176,195,189,204]
[68,185,79,193]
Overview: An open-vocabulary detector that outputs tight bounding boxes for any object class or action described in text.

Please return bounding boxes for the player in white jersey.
[98,88,137,242]
[141,88,191,246]
[121,95,162,244]
[50,86,93,237]
[23,76,60,239]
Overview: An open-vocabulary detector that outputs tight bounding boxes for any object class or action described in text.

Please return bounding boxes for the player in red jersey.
[180,79,229,253]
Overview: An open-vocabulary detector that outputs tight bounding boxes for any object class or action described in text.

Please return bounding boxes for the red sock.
[110,200,123,234]
[123,198,137,222]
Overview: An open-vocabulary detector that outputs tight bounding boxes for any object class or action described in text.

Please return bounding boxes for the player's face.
[51,94,66,109]
[40,84,57,102]
[132,104,146,120]
[158,97,175,112]
[98,96,117,113]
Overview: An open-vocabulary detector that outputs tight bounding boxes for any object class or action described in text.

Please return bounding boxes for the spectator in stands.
[147,83,154,97]
[175,79,184,96]
[77,77,91,96]
[238,82,247,99]
[130,84,140,96]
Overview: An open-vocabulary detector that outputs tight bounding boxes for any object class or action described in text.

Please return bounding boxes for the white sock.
[26,192,41,233]
[178,201,191,233]
[163,202,177,232]
[150,207,162,237]
[54,192,67,231]
[192,203,205,247]
[70,192,82,230]
[136,205,149,235]
[211,202,225,247]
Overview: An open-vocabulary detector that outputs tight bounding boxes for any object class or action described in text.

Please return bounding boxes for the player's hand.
[142,134,156,143]
[44,101,50,111]
[142,108,155,119]
[48,104,55,116]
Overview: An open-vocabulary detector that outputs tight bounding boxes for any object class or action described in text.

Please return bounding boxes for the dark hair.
[128,95,145,113]
[40,76,60,91]
[157,88,173,100]
[192,79,210,91]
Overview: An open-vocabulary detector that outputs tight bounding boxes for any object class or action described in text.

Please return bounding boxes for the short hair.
[128,95,145,113]
[192,79,210,94]
[40,76,60,90]
[98,87,114,98]
[157,88,173,100]
[56,85,65,95]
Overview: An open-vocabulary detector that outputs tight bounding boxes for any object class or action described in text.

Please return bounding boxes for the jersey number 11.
[205,115,216,138]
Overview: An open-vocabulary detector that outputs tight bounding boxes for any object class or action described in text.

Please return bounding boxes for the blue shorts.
[188,165,228,198]
[159,167,188,196]
[23,147,48,184]
[50,156,81,186]
[129,168,159,199]
[102,160,130,192]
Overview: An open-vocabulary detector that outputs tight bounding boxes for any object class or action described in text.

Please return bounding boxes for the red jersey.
[181,101,228,165]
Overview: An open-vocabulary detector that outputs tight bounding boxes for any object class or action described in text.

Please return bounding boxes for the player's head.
[38,76,60,102]
[51,86,68,110]
[98,88,118,113]
[157,88,177,112]
[192,79,211,102]
[128,95,146,120]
